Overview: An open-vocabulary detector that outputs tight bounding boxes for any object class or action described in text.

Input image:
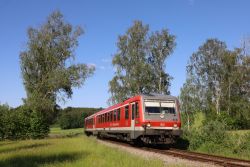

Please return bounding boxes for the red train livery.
[84,94,182,144]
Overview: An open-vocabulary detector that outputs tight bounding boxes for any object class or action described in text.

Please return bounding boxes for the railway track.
[145,148,250,167]
[99,138,250,167]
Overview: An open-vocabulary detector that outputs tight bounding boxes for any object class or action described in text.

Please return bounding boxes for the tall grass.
[0,129,164,167]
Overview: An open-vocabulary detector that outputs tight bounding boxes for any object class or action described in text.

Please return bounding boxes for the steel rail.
[98,138,250,167]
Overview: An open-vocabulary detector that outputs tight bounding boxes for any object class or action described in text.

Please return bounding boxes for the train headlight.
[147,123,151,128]
[173,123,178,128]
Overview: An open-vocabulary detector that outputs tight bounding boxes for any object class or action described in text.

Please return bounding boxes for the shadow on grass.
[0,143,50,154]
[0,151,88,167]
[0,142,15,147]
[48,133,82,139]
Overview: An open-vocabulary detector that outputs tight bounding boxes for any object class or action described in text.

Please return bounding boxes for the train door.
[130,102,135,138]
[134,101,140,126]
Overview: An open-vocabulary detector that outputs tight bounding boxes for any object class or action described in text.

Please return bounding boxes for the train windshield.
[145,101,176,114]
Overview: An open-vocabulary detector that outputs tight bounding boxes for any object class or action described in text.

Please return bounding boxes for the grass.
[227,129,250,135]
[49,127,84,137]
[0,128,165,167]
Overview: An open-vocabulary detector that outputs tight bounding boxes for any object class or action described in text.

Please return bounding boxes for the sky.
[0,0,250,108]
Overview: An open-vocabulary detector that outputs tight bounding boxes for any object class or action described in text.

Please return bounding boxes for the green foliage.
[109,20,176,104]
[182,112,227,150]
[182,112,250,159]
[0,104,50,140]
[59,107,100,129]
[202,120,227,143]
[184,120,226,150]
[59,113,72,129]
[195,132,250,159]
[0,104,10,139]
[18,10,95,139]
[180,38,250,130]
[20,10,95,118]
[0,105,32,140]
[30,111,49,139]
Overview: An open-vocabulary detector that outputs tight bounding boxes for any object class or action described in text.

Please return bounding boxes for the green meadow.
[0,128,164,167]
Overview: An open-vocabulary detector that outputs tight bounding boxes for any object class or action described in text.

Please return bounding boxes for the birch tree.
[109,21,175,104]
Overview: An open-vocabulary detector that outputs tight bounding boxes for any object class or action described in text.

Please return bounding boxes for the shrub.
[59,113,72,129]
[0,104,49,140]
[182,128,203,150]
[184,119,227,150]
[59,109,88,129]
[201,120,227,144]
[0,104,10,139]
[30,111,50,139]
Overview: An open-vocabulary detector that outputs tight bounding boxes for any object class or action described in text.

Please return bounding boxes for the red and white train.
[84,94,182,144]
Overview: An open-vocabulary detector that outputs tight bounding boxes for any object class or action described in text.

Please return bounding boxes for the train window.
[117,108,120,121]
[110,111,113,121]
[132,104,135,120]
[135,102,139,118]
[162,107,176,114]
[107,113,109,122]
[114,110,117,121]
[105,113,107,122]
[125,106,129,119]
[145,107,160,113]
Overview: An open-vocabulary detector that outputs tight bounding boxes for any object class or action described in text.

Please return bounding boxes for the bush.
[183,119,227,150]
[59,109,88,129]
[183,128,203,150]
[0,104,50,140]
[201,120,227,144]
[30,111,49,139]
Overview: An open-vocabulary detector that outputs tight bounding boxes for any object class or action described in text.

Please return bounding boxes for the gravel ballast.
[98,139,219,167]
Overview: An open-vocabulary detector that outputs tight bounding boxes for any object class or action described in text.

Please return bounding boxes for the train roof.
[141,94,178,101]
[84,94,178,120]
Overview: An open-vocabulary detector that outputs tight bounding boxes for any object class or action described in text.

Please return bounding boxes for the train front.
[140,95,182,144]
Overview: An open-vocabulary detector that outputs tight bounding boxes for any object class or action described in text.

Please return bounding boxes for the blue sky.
[0,0,249,108]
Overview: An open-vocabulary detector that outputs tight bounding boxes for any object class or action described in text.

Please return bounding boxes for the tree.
[148,30,175,94]
[181,38,250,129]
[186,39,227,114]
[109,21,175,104]
[20,11,95,117]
